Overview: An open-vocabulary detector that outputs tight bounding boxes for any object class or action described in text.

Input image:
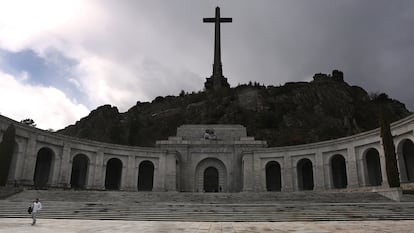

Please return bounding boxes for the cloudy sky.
[0,0,413,130]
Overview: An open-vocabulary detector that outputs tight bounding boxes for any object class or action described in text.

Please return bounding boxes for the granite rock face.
[58,71,410,147]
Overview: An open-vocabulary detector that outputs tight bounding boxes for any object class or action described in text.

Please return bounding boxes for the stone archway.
[70,154,89,189]
[330,154,347,189]
[266,161,281,191]
[365,148,382,186]
[105,158,122,190]
[297,158,314,191]
[138,160,154,191]
[195,158,227,192]
[400,139,414,182]
[33,147,54,188]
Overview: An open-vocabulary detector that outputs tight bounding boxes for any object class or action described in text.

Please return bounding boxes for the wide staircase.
[1,189,414,221]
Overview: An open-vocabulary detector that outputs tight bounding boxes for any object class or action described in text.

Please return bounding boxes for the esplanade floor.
[1,218,414,233]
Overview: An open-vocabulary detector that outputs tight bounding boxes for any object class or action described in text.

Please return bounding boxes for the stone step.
[7,190,391,204]
[2,200,414,222]
[2,190,412,222]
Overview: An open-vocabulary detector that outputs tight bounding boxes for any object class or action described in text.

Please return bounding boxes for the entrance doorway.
[331,154,347,189]
[70,154,89,189]
[297,158,314,190]
[138,160,154,191]
[266,161,281,191]
[365,148,382,186]
[195,158,227,192]
[402,139,414,182]
[33,148,53,188]
[105,158,122,190]
[204,167,219,192]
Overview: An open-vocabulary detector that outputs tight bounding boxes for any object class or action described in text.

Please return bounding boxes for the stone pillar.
[49,148,62,187]
[181,149,192,192]
[314,152,325,190]
[153,157,163,192]
[396,146,408,182]
[123,155,136,191]
[357,151,367,187]
[346,146,360,188]
[252,153,262,192]
[119,157,127,191]
[242,153,253,192]
[164,151,177,191]
[378,146,389,187]
[58,143,71,188]
[323,158,332,189]
[91,150,105,190]
[85,154,95,189]
[20,136,37,186]
[283,154,293,192]
[8,138,23,184]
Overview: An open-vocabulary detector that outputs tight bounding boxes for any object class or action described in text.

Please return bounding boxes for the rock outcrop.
[58,71,410,147]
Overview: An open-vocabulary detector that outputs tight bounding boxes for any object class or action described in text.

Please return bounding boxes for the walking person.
[30,198,42,225]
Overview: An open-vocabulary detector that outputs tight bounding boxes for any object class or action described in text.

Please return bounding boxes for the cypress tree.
[375,94,400,187]
[0,124,16,186]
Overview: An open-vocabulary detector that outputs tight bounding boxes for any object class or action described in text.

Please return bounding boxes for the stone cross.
[203,7,232,85]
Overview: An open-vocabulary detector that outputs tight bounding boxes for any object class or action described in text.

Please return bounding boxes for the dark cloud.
[97,0,414,109]
[6,0,414,113]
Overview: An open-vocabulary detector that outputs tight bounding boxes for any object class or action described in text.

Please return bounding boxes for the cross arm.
[220,18,232,23]
[203,18,232,23]
[203,18,215,23]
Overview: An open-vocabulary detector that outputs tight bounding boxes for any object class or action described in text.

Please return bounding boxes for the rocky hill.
[58,70,410,147]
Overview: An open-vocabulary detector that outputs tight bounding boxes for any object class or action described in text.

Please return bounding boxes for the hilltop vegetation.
[58,71,410,147]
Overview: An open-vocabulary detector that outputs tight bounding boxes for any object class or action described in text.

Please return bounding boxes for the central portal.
[204,167,219,192]
[195,157,227,192]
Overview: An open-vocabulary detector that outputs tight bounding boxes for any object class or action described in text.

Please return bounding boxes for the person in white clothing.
[30,198,42,225]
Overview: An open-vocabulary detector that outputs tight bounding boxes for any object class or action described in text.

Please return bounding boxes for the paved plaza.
[0,218,414,233]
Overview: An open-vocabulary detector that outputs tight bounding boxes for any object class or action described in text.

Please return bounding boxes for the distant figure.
[30,198,42,225]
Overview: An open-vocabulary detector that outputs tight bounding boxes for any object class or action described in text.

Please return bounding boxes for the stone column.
[242,153,253,192]
[8,138,23,184]
[181,149,192,192]
[356,150,367,187]
[20,136,37,186]
[85,153,95,189]
[119,157,127,191]
[153,157,163,192]
[396,147,408,182]
[253,153,262,192]
[123,155,136,191]
[57,143,71,188]
[314,152,325,190]
[323,158,332,189]
[283,154,294,192]
[346,146,360,188]
[91,150,105,190]
[164,151,177,191]
[49,148,62,187]
[378,147,389,187]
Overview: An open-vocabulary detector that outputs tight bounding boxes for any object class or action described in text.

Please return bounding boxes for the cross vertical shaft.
[203,7,232,90]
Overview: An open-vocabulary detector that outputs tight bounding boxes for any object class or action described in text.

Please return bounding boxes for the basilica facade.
[1,113,414,193]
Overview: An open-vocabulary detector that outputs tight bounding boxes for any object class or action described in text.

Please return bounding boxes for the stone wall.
[1,113,414,193]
